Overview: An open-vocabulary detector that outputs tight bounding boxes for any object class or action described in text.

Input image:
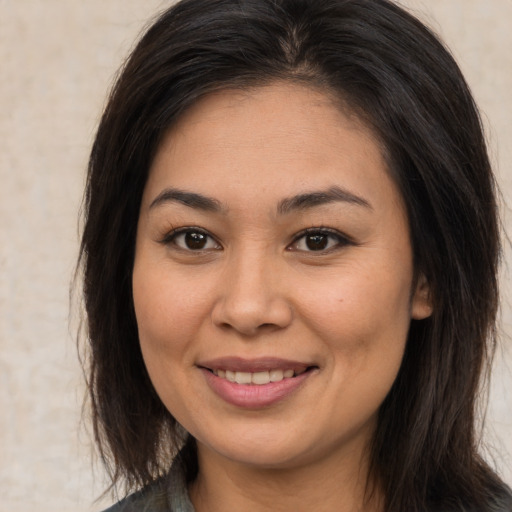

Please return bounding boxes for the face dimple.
[132,81,432,475]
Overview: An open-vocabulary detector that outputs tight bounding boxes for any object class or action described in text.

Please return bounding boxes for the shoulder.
[99,456,195,512]
[100,478,169,512]
[487,482,512,512]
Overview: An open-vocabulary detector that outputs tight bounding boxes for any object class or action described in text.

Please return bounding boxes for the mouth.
[197,357,318,407]
[207,367,312,385]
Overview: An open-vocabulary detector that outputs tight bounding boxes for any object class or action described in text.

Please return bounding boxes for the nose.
[211,251,293,337]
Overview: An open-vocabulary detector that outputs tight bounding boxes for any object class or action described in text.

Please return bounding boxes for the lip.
[197,356,311,373]
[198,357,317,409]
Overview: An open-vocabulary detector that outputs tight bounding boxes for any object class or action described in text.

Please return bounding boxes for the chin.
[194,426,313,469]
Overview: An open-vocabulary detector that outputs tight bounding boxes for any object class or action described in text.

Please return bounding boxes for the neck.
[189,441,383,512]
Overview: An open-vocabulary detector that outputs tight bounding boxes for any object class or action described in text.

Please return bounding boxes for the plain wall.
[0,1,510,510]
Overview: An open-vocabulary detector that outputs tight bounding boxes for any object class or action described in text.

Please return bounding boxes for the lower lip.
[201,369,314,409]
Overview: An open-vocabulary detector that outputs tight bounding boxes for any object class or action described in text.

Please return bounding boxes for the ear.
[411,273,433,320]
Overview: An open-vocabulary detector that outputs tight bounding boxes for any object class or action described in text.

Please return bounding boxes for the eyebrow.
[148,185,372,215]
[277,186,372,215]
[149,187,224,212]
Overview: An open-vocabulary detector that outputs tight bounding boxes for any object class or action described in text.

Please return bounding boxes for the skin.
[132,82,432,512]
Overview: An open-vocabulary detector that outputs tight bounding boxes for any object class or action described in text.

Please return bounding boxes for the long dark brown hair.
[79,0,512,510]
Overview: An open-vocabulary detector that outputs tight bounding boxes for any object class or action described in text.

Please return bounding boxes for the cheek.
[132,265,197,406]
[132,262,225,406]
[132,264,182,377]
[309,270,411,423]
[133,262,206,345]
[303,265,411,331]
[298,262,412,376]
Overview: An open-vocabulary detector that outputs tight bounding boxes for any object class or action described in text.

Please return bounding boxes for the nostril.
[211,293,293,335]
[216,321,281,337]
[259,322,280,330]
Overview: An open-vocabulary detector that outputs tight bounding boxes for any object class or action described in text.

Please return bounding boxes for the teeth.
[252,371,271,385]
[269,369,284,382]
[213,368,305,385]
[235,371,252,384]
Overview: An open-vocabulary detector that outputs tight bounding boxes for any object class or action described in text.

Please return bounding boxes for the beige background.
[0,1,511,511]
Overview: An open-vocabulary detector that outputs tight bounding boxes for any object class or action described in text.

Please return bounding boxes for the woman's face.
[133,82,432,471]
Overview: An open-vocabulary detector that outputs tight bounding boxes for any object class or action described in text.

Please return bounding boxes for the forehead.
[144,82,400,215]
[164,82,373,154]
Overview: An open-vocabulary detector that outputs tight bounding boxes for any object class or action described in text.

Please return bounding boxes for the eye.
[164,228,221,251]
[289,228,351,252]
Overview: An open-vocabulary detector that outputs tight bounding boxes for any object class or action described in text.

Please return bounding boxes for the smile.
[199,358,317,408]
[212,368,308,385]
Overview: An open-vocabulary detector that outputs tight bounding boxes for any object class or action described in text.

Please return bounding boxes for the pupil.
[185,232,207,249]
[306,234,328,251]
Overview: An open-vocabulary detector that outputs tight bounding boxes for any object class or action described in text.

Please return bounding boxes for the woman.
[79,0,512,510]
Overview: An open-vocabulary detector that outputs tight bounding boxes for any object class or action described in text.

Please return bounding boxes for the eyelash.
[160,226,221,251]
[288,227,353,253]
[160,226,353,253]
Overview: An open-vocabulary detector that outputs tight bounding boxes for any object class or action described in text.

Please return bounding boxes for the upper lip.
[197,357,315,373]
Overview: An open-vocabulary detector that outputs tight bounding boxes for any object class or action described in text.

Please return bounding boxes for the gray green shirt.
[101,458,195,512]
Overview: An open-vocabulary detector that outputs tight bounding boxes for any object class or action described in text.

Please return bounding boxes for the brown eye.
[185,231,208,249]
[305,234,329,251]
[169,229,221,251]
[290,229,350,253]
